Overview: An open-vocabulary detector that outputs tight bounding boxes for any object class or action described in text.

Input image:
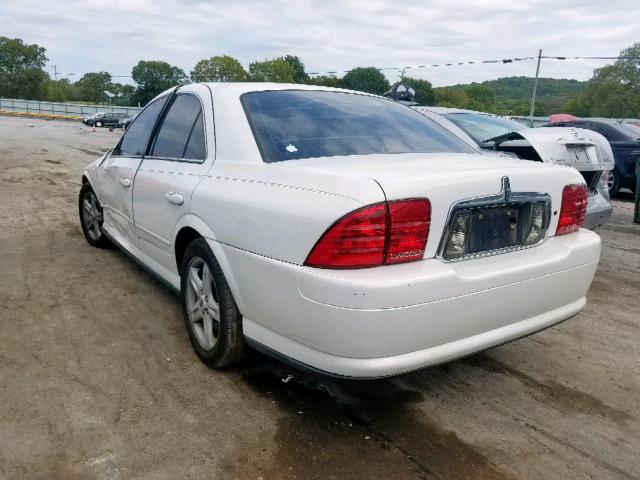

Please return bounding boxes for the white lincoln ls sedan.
[79,83,601,378]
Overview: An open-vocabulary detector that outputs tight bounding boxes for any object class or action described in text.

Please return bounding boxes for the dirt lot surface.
[0,116,638,480]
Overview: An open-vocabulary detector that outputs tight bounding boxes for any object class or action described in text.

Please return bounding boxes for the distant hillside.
[434,76,587,115]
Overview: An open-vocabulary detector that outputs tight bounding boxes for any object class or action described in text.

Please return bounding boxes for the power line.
[542,55,640,61]
[43,54,640,80]
[307,56,539,76]
[308,55,640,77]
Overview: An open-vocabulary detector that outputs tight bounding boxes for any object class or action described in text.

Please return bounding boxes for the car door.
[132,87,211,274]
[98,96,168,248]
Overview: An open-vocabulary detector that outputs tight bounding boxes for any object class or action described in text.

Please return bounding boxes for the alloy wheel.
[185,257,220,350]
[82,190,103,241]
[607,170,615,191]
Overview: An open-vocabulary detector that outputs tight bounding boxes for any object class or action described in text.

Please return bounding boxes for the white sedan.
[79,83,601,378]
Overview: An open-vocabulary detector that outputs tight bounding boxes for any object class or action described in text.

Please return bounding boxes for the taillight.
[556,184,588,236]
[305,199,431,269]
[386,199,431,264]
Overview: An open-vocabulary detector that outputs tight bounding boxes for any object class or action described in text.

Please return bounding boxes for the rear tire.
[180,238,245,368]
[607,169,620,197]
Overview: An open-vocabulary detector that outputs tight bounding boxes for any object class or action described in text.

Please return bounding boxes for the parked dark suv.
[545,120,640,196]
[85,112,131,128]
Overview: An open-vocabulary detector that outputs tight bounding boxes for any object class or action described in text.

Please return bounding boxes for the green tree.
[399,77,435,105]
[0,36,49,99]
[465,84,497,112]
[340,67,390,95]
[131,60,188,105]
[44,78,74,102]
[190,55,247,82]
[307,75,342,88]
[434,87,469,108]
[249,58,296,82]
[564,96,591,117]
[283,55,308,83]
[111,83,137,106]
[566,43,640,118]
[76,71,112,103]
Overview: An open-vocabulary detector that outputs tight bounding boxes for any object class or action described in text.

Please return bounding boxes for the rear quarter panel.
[190,161,384,264]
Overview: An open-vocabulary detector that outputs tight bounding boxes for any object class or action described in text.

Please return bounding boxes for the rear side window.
[183,112,206,160]
[241,90,476,163]
[117,98,166,156]
[151,94,205,160]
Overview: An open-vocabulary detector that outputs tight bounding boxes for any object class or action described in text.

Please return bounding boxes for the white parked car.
[413,107,614,230]
[79,83,601,378]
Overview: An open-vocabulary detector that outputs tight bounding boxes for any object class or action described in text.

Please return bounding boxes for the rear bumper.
[244,297,586,378]
[217,229,601,378]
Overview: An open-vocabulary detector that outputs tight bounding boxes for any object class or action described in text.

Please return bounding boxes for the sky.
[1,0,639,86]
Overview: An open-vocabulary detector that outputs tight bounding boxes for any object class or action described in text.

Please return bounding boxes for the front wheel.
[181,238,245,368]
[95,121,102,127]
[79,183,111,248]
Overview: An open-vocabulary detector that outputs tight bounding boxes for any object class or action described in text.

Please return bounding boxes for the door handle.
[120,178,131,188]
[165,192,184,205]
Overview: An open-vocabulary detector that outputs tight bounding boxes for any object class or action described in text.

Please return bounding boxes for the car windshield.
[443,113,525,143]
[241,90,476,162]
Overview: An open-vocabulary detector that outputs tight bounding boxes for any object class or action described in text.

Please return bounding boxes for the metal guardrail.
[0,98,141,119]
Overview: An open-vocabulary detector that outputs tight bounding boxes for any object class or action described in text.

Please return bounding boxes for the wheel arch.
[173,215,246,314]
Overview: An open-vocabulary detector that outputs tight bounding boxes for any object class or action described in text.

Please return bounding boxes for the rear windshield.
[444,113,525,143]
[610,122,640,140]
[241,90,476,163]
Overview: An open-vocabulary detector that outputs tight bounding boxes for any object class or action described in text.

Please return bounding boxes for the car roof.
[187,82,380,97]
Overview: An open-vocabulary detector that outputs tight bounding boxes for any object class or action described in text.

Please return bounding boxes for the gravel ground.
[0,116,638,480]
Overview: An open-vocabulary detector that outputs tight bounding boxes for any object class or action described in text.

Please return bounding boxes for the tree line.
[433,43,640,119]
[1,36,638,118]
[0,37,435,107]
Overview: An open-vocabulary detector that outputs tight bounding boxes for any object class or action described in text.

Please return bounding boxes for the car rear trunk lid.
[280,152,585,259]
[495,127,615,172]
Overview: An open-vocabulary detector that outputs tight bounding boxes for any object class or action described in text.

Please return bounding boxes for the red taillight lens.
[556,184,588,236]
[386,199,431,264]
[305,203,387,268]
[305,199,431,269]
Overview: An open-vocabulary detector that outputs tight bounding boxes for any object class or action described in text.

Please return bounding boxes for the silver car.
[414,107,614,230]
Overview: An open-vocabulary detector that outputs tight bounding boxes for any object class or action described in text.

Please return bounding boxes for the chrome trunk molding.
[437,176,552,262]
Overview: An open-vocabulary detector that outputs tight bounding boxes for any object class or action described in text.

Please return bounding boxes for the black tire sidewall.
[180,238,243,367]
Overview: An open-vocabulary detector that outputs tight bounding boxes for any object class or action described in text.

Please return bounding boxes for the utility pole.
[529,49,542,125]
[52,65,58,81]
